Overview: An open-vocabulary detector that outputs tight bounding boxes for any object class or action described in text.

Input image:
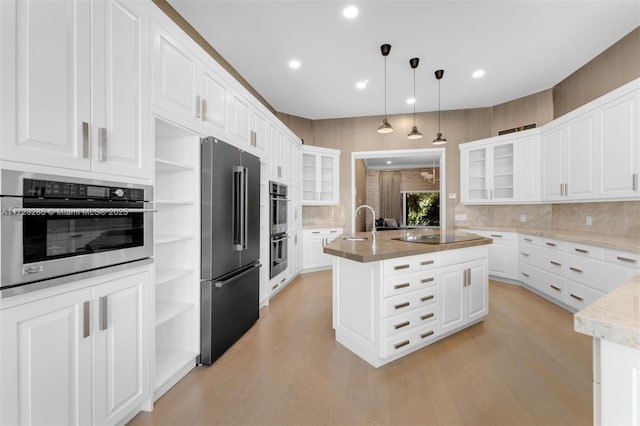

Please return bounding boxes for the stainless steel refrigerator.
[200,137,261,365]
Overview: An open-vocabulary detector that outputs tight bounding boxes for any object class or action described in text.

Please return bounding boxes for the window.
[402,191,440,227]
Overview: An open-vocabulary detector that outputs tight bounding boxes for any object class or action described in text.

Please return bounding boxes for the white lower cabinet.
[0,269,151,426]
[468,230,518,280]
[302,227,342,271]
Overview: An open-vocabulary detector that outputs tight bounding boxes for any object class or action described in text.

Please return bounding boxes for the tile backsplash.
[455,201,640,237]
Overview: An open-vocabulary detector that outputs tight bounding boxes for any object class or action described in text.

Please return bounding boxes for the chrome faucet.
[354,204,376,242]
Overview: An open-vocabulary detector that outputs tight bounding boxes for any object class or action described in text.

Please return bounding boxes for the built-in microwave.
[0,171,154,296]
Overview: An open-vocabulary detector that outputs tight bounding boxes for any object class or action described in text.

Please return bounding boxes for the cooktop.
[392,233,485,245]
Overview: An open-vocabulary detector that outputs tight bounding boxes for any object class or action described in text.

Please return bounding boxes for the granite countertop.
[456,225,640,253]
[323,229,492,263]
[574,273,640,349]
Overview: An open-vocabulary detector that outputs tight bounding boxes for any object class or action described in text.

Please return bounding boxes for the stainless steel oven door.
[269,234,288,278]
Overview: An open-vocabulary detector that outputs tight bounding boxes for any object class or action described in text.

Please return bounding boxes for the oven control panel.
[23,179,145,201]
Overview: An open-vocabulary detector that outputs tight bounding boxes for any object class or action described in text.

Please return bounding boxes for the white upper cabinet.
[301,145,340,205]
[200,66,229,136]
[231,91,251,146]
[461,129,540,204]
[598,89,639,198]
[0,0,150,179]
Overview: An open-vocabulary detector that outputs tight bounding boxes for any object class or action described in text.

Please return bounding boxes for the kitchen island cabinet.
[324,230,491,367]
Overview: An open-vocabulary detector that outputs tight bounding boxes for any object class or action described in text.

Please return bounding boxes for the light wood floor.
[130,272,592,426]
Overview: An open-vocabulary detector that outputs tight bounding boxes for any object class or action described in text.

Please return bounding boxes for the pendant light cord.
[413,69,416,126]
[438,80,441,132]
[384,55,387,120]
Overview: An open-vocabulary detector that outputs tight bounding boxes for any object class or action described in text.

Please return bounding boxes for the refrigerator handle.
[211,263,262,288]
[242,166,248,251]
[232,166,242,251]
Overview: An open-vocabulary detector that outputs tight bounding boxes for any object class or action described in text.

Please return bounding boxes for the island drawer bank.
[324,230,491,367]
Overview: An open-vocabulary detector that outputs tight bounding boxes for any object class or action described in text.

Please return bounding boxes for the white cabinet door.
[91,0,149,179]
[542,126,565,200]
[303,235,324,270]
[231,91,251,147]
[200,65,229,136]
[92,271,150,426]
[0,288,93,426]
[1,0,92,170]
[517,135,541,202]
[437,265,465,336]
[566,113,597,199]
[301,146,340,205]
[599,91,640,198]
[152,24,199,129]
[252,109,269,155]
[466,260,488,322]
[491,142,515,201]
[463,146,489,202]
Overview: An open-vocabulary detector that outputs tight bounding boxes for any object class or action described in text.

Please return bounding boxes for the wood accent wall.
[553,27,640,118]
[491,89,554,136]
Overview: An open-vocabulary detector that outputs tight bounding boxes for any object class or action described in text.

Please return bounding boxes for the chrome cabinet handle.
[490,234,502,238]
[521,252,530,257]
[521,272,530,278]
[420,277,434,283]
[420,295,434,302]
[569,266,583,273]
[574,248,588,254]
[550,260,562,266]
[98,127,107,161]
[272,283,279,290]
[420,260,434,266]
[201,98,207,122]
[83,301,90,338]
[420,330,435,339]
[560,183,564,196]
[546,242,557,247]
[394,321,410,330]
[394,302,410,310]
[394,264,410,270]
[564,183,569,196]
[463,269,468,287]
[420,313,434,321]
[99,296,108,331]
[633,173,638,191]
[524,238,533,242]
[394,283,410,290]
[195,95,201,118]
[616,256,637,263]
[394,340,410,350]
[82,121,89,158]
[570,293,584,301]
[550,284,561,291]
[467,268,471,286]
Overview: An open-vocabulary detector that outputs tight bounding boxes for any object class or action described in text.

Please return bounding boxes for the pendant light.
[407,57,423,140]
[377,44,394,134]
[433,69,447,145]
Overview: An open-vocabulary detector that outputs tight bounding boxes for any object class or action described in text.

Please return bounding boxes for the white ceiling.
[168,1,640,120]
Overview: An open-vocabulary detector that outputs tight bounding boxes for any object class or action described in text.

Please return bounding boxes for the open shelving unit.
[153,119,201,401]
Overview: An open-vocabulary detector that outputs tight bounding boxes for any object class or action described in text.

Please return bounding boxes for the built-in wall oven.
[269,181,288,278]
[0,171,154,296]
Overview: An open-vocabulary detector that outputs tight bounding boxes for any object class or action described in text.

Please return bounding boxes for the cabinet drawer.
[537,248,566,275]
[566,280,605,311]
[382,304,437,338]
[382,287,436,318]
[519,234,539,245]
[519,263,536,286]
[603,248,640,269]
[382,320,438,359]
[519,245,540,265]
[485,231,516,241]
[539,237,565,251]
[383,253,439,277]
[535,268,566,302]
[566,255,638,293]
[383,270,436,297]
[566,242,603,260]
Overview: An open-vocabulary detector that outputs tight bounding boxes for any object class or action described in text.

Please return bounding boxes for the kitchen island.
[324,229,492,367]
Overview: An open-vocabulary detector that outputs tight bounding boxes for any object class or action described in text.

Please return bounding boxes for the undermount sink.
[342,236,368,241]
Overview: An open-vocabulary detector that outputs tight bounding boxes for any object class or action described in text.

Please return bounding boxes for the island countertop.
[323,229,492,263]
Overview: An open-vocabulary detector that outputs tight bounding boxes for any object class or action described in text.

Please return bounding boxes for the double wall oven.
[0,171,154,296]
[269,181,288,278]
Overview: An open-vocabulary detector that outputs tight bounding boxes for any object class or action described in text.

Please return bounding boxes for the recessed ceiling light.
[406,97,416,105]
[386,160,392,164]
[289,60,301,69]
[472,69,485,79]
[356,81,367,89]
[343,6,358,19]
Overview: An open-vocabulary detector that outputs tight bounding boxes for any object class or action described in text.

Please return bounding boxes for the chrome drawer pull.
[83,301,91,338]
[570,293,584,302]
[394,321,410,330]
[521,252,530,257]
[394,302,410,310]
[550,284,561,291]
[521,272,530,278]
[569,267,583,273]
[546,242,556,247]
[420,295,434,302]
[394,283,410,290]
[394,264,410,270]
[616,256,637,263]
[394,340,410,350]
[490,234,502,238]
[574,248,588,254]
[420,330,435,339]
[420,277,435,283]
[550,261,562,266]
[420,313,434,321]
[272,284,279,290]
[420,260,434,266]
[524,238,533,242]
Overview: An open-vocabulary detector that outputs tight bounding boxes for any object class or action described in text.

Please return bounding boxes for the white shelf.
[155,234,194,245]
[155,348,198,392]
[156,267,194,286]
[155,300,194,327]
[155,158,194,172]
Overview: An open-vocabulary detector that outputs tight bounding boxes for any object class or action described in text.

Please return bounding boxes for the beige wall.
[553,27,640,118]
[491,89,554,136]
[275,113,315,146]
[354,159,366,231]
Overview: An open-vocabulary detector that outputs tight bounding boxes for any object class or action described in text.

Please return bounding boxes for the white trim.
[351,148,446,233]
